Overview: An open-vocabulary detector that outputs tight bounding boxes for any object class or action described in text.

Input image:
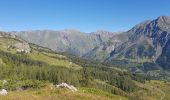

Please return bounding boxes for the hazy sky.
[0,0,170,32]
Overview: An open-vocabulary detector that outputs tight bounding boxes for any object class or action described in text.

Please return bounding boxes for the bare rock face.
[56,83,78,92]
[83,33,128,61]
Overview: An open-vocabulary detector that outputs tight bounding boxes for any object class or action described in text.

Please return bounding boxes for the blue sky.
[0,0,170,32]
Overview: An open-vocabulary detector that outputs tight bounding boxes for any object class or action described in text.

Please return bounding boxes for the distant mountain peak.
[157,16,170,21]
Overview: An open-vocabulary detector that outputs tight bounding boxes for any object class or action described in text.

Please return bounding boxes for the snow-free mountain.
[84,16,170,70]
[13,29,116,56]
[12,16,170,70]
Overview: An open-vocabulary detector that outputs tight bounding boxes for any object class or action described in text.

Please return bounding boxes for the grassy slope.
[146,80,170,100]
[1,79,169,100]
[0,38,19,53]
[0,84,127,100]
[0,37,81,70]
[94,79,170,100]
[131,80,170,100]
[1,37,170,100]
[28,49,81,69]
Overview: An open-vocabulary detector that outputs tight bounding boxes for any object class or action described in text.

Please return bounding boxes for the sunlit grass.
[131,80,170,100]
[0,84,127,100]
[28,50,81,69]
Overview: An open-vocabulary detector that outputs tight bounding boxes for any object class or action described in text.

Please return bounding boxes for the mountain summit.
[83,16,170,70]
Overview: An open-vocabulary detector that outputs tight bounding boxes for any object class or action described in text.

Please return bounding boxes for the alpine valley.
[13,16,170,81]
[0,16,170,100]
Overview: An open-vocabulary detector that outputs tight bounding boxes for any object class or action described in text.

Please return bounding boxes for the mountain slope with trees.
[83,16,170,76]
[0,31,167,100]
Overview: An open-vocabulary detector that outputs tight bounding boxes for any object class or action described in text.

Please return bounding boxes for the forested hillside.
[0,32,170,100]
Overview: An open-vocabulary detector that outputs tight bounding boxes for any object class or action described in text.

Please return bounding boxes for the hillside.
[0,85,128,100]
[0,35,81,70]
[1,31,168,100]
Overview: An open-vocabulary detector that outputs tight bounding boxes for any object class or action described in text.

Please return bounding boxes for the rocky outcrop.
[15,43,31,54]
[56,83,78,92]
[0,89,7,95]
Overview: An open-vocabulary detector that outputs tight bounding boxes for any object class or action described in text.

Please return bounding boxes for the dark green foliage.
[109,76,137,92]
[0,51,48,67]
[0,51,80,86]
[0,79,47,91]
[131,74,145,83]
[87,82,127,96]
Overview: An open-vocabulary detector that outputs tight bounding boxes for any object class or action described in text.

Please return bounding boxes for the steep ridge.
[109,16,170,69]
[83,32,128,61]
[83,16,170,71]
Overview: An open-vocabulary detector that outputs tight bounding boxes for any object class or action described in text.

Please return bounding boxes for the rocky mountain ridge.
[11,16,170,70]
[84,16,170,70]
[12,29,116,56]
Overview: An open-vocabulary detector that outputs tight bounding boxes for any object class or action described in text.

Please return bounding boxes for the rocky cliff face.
[83,33,128,61]
[108,16,170,69]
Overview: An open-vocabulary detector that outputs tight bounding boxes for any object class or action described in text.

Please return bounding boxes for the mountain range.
[85,16,170,70]
[1,16,170,100]
[13,29,116,56]
[11,16,170,71]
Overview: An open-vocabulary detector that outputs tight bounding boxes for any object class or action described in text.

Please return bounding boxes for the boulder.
[0,89,7,95]
[15,43,31,54]
[56,83,77,92]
